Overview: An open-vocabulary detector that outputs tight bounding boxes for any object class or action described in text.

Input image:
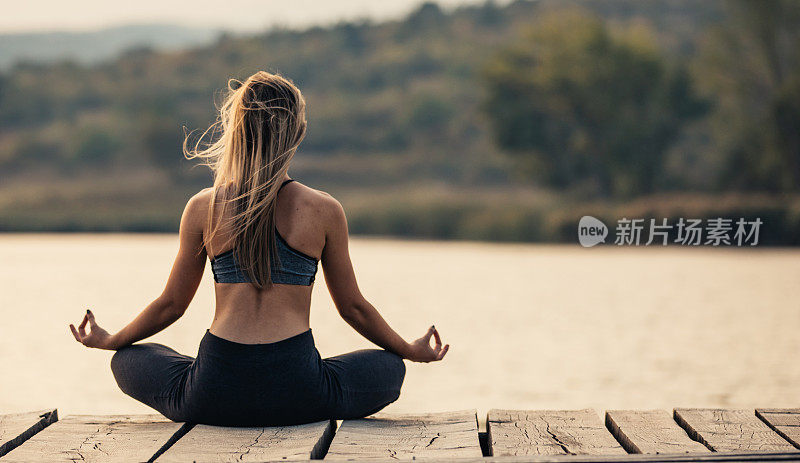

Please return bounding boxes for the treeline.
[0,0,798,242]
[482,0,800,197]
[0,0,723,183]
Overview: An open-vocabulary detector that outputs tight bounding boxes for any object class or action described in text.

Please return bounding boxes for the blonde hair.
[186,71,307,288]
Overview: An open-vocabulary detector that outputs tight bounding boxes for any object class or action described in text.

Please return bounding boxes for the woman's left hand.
[70,310,117,350]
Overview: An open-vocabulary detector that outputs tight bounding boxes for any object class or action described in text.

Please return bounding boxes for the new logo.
[578,216,608,247]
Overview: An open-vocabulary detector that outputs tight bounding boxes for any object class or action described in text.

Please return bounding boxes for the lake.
[1,234,798,420]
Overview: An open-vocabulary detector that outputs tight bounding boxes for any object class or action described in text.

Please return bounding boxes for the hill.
[3,0,797,244]
[0,24,218,69]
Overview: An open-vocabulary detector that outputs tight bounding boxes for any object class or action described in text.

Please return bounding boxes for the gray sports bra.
[208,180,318,285]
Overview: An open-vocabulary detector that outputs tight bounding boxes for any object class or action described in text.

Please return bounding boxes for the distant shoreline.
[2,189,797,247]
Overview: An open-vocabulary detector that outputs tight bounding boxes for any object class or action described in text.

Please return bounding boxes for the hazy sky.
[1,0,499,33]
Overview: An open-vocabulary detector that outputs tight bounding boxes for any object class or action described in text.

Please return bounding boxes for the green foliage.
[696,0,800,191]
[0,0,722,184]
[140,115,189,176]
[5,0,794,243]
[72,129,120,164]
[482,9,708,197]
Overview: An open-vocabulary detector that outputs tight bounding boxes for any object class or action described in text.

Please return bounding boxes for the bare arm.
[70,193,208,350]
[320,198,448,363]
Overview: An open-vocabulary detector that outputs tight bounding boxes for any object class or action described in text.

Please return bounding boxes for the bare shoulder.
[290,182,346,228]
[290,182,342,213]
[188,187,214,212]
[182,188,214,229]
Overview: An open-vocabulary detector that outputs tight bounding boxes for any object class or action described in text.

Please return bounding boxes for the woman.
[68,71,449,427]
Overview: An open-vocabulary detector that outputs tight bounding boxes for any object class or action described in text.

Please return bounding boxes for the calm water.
[1,234,798,420]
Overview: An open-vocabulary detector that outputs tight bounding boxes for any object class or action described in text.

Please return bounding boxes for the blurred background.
[1,0,799,418]
[1,0,798,243]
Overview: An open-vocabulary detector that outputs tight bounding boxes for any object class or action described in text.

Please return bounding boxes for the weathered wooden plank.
[325,410,481,460]
[606,410,709,454]
[1,415,183,462]
[757,409,800,450]
[219,453,800,462]
[0,409,58,457]
[157,419,335,462]
[487,409,626,456]
[674,408,798,453]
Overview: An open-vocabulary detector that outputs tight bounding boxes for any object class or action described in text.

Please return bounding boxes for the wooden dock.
[1,408,798,462]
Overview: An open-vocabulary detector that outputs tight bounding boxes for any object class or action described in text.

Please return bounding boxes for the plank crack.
[545,422,572,455]
[93,441,110,457]
[425,433,440,448]
[238,427,268,460]
[71,430,98,462]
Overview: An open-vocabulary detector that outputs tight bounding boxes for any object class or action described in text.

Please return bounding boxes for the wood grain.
[157,419,335,462]
[1,414,183,462]
[756,409,800,450]
[0,409,58,457]
[487,409,626,456]
[606,410,709,454]
[325,410,481,460]
[674,408,797,452]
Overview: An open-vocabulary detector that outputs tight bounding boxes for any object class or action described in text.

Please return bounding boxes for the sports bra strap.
[278,179,295,192]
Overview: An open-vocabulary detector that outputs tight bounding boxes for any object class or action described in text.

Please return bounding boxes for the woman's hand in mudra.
[405,326,449,362]
[70,310,116,350]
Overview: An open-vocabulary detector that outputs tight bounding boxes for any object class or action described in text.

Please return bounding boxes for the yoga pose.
[68,71,449,426]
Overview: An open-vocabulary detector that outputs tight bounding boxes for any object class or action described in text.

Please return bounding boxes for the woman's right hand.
[404,326,449,362]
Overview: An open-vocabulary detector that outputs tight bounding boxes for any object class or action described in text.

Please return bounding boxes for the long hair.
[185,71,307,288]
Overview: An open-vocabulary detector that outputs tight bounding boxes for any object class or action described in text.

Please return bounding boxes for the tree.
[140,113,187,179]
[482,9,707,197]
[397,2,446,40]
[696,0,800,191]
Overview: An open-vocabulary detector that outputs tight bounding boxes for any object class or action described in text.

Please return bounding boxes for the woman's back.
[70,71,447,427]
[201,179,333,344]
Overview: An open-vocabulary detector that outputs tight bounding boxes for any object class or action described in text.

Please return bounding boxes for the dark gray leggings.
[110,329,405,426]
